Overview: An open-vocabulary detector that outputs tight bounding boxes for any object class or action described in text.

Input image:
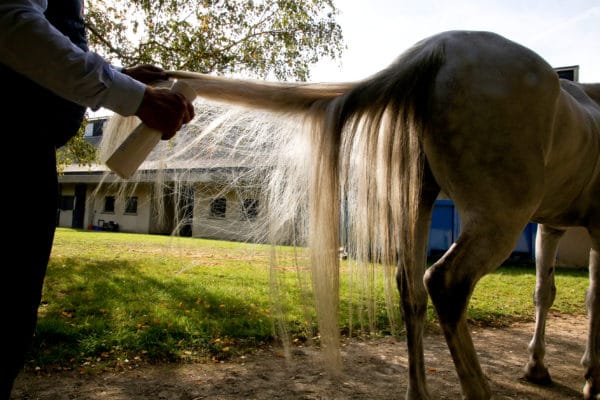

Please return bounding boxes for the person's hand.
[135,85,195,140]
[122,64,169,85]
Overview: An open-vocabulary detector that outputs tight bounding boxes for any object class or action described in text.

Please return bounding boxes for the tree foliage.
[58,0,345,170]
[85,0,344,81]
[57,121,99,174]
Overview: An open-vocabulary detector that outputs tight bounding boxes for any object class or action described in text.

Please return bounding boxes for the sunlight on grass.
[469,265,587,324]
[32,228,589,372]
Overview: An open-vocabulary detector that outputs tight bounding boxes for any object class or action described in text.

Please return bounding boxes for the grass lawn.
[29,228,589,372]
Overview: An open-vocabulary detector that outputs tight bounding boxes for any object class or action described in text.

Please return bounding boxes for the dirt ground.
[11,312,591,400]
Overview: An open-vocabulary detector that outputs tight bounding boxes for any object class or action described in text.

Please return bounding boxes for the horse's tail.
[166,38,445,371]
[291,37,444,369]
[169,38,445,288]
[336,39,445,324]
[101,37,445,372]
[167,70,355,112]
[156,73,361,372]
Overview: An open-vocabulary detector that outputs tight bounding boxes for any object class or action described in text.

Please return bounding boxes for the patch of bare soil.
[11,312,589,400]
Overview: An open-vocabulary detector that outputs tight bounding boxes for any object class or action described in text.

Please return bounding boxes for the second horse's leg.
[582,228,600,400]
[524,224,565,384]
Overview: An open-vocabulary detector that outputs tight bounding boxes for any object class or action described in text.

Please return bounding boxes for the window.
[242,199,259,220]
[59,195,75,210]
[83,118,106,137]
[554,65,579,82]
[92,120,105,136]
[125,196,138,214]
[210,198,227,218]
[104,196,115,213]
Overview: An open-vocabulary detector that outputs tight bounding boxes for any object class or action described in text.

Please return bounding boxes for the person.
[0,1,195,398]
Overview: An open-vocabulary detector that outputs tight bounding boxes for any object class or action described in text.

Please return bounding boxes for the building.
[60,130,267,241]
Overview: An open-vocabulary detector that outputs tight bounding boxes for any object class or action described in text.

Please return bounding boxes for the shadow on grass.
[30,251,589,371]
[31,256,285,369]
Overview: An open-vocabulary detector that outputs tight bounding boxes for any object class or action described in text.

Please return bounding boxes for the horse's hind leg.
[524,224,565,385]
[397,167,439,400]
[582,227,600,400]
[423,218,527,400]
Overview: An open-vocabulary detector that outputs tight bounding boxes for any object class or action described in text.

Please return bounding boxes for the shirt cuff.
[99,70,146,116]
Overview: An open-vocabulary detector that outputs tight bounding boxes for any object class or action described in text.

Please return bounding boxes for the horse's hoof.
[523,363,553,386]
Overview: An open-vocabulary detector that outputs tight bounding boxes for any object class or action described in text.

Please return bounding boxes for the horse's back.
[538,80,600,226]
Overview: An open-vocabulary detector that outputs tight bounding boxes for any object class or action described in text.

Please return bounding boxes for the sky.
[91,1,598,118]
[310,0,600,83]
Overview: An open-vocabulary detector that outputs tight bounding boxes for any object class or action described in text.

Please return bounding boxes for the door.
[72,184,87,229]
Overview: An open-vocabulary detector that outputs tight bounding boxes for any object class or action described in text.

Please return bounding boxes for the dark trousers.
[1,1,86,396]
[1,124,59,399]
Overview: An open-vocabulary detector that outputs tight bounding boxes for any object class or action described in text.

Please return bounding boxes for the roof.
[61,101,292,184]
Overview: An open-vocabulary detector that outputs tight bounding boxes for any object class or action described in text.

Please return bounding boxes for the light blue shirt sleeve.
[0,0,145,116]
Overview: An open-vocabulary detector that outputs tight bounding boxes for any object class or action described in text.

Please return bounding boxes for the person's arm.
[0,0,144,116]
[0,1,195,137]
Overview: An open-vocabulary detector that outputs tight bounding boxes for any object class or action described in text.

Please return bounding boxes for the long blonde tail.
[98,36,445,373]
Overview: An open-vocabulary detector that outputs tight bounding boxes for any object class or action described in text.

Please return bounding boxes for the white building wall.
[556,227,591,268]
[87,184,154,233]
[192,184,265,243]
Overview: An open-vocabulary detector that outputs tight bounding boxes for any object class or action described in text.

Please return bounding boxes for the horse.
[103,29,600,399]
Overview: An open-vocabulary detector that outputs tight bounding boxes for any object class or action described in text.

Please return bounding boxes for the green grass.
[29,228,589,372]
[469,265,588,324]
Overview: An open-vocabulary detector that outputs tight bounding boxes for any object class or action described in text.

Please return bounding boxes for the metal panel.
[428,200,536,262]
[428,199,455,256]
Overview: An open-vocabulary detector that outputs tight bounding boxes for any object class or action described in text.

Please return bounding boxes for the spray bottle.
[104,79,196,179]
